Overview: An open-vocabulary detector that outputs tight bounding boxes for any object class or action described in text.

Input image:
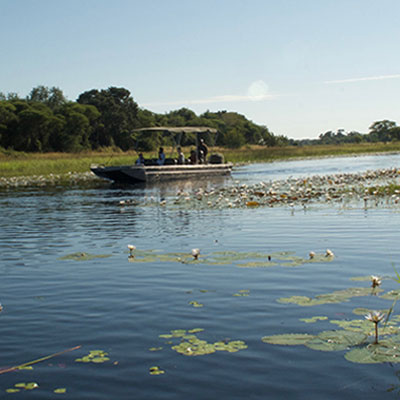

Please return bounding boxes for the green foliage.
[4,85,400,153]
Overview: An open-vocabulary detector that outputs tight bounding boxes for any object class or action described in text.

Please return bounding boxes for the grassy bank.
[1,142,400,178]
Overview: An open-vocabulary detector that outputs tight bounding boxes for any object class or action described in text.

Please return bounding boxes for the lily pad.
[159,329,247,356]
[54,388,67,394]
[149,366,165,375]
[75,350,109,363]
[381,290,400,300]
[278,287,380,306]
[345,341,400,364]
[305,330,367,351]
[261,333,315,346]
[299,316,328,323]
[189,301,203,307]
[59,252,111,261]
[149,347,163,351]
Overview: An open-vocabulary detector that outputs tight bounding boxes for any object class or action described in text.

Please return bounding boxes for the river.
[1,153,400,399]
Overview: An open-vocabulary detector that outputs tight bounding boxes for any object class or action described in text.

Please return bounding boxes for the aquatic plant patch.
[157,329,247,357]
[126,249,334,269]
[6,382,39,393]
[277,287,381,307]
[262,308,400,364]
[59,252,111,261]
[75,350,110,363]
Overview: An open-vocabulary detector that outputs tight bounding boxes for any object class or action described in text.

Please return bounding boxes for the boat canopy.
[133,126,217,134]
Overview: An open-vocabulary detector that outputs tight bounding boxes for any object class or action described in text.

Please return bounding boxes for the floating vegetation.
[75,350,110,363]
[149,347,163,352]
[189,301,203,308]
[54,388,67,394]
[277,287,380,307]
[110,167,400,211]
[381,290,400,300]
[6,382,39,393]
[262,333,315,346]
[306,331,367,352]
[128,248,334,270]
[263,307,400,364]
[59,252,111,261]
[157,329,247,357]
[299,316,328,323]
[233,290,250,297]
[149,366,165,375]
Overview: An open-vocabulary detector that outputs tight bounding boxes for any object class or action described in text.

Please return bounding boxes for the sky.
[1,0,400,139]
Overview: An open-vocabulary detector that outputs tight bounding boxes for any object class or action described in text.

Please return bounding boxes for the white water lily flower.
[128,245,136,257]
[325,249,334,257]
[191,248,200,260]
[365,310,385,324]
[370,275,382,288]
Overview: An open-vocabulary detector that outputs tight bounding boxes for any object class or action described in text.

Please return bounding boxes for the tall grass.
[1,143,400,178]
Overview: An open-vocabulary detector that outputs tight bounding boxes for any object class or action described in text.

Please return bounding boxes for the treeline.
[292,120,400,146]
[0,86,286,153]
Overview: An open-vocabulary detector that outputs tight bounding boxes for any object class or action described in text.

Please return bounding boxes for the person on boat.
[136,153,145,165]
[189,149,197,164]
[198,138,208,164]
[157,147,165,166]
[177,147,185,165]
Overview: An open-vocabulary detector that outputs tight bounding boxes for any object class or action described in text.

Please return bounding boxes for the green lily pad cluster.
[189,301,203,307]
[149,347,163,351]
[59,252,111,261]
[75,350,110,363]
[299,316,328,323]
[277,287,381,306]
[54,388,67,394]
[126,249,334,269]
[233,290,250,297]
[149,366,165,375]
[158,329,247,357]
[6,382,39,393]
[262,310,400,364]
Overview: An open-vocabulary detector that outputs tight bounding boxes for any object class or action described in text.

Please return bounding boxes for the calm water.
[1,153,400,399]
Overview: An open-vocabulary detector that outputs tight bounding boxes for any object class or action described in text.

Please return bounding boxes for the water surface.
[1,153,400,399]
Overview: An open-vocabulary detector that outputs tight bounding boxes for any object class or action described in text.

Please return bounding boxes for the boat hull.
[91,163,232,184]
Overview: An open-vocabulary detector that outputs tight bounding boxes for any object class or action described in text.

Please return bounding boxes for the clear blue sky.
[1,0,400,139]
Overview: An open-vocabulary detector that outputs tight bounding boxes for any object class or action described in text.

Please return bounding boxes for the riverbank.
[1,142,400,187]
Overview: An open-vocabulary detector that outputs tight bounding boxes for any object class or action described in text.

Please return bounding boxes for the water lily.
[325,249,334,257]
[365,310,385,344]
[370,275,382,288]
[191,248,200,260]
[128,245,136,257]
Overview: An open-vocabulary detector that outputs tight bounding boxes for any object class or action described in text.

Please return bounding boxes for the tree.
[28,85,67,111]
[77,87,138,149]
[368,120,397,142]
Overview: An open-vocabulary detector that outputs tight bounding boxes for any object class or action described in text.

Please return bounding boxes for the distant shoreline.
[1,143,400,187]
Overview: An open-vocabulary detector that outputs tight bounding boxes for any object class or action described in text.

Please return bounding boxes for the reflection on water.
[0,154,400,399]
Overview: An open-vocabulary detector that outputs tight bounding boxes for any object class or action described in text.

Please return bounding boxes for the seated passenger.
[136,153,145,165]
[198,138,208,164]
[177,147,185,165]
[157,147,165,166]
[189,149,197,164]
